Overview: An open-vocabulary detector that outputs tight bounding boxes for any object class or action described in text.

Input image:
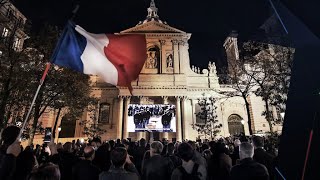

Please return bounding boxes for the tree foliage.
[192,93,222,139]
[242,38,294,130]
[79,103,106,139]
[0,22,95,144]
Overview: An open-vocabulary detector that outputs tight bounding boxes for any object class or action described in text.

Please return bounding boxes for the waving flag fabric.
[51,21,147,91]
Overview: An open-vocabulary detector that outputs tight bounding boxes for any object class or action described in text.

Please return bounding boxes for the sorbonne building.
[68,0,283,142]
[32,1,283,143]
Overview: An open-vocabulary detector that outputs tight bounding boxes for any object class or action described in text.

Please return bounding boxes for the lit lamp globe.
[58,127,62,132]
[241,120,245,125]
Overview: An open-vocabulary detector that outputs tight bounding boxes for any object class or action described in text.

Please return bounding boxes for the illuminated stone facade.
[82,0,282,142]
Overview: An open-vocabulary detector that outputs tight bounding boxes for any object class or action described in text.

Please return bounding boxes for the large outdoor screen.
[127,104,176,132]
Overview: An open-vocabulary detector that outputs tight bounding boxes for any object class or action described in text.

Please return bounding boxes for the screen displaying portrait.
[127,104,176,132]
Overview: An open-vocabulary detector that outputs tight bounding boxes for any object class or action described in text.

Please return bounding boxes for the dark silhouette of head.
[1,126,20,146]
[252,136,264,148]
[150,141,163,156]
[84,146,95,160]
[111,147,127,168]
[167,143,175,154]
[29,163,60,180]
[139,138,146,147]
[187,140,196,150]
[178,142,194,162]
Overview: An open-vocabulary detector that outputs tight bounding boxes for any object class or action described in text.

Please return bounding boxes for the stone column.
[160,40,166,74]
[179,40,186,74]
[175,96,182,142]
[191,99,196,125]
[123,96,131,139]
[136,96,144,141]
[181,96,189,140]
[161,96,169,140]
[117,96,124,138]
[172,40,180,74]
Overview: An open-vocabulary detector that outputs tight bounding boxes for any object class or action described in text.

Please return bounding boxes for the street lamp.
[241,120,245,125]
[58,127,62,132]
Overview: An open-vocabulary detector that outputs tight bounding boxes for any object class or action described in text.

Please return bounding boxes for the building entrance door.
[228,114,245,135]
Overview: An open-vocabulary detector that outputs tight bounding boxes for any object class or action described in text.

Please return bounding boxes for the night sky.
[13,0,320,70]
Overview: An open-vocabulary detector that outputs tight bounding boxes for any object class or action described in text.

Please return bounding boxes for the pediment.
[121,21,186,34]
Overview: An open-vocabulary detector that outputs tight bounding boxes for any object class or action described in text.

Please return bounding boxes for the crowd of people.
[0,126,278,180]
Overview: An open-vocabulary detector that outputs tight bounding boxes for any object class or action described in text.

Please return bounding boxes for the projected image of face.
[127,104,176,132]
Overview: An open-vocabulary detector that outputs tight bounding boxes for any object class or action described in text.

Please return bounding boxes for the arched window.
[228,114,244,135]
[99,103,110,123]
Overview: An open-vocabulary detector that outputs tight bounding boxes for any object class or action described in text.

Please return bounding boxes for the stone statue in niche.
[166,54,173,68]
[146,51,158,69]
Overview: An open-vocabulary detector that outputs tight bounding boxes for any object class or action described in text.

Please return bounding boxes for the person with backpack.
[171,142,207,180]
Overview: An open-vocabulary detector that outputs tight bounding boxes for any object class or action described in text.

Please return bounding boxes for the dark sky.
[13,0,320,69]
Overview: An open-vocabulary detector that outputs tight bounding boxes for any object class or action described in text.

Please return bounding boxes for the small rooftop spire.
[139,0,163,25]
[147,0,159,19]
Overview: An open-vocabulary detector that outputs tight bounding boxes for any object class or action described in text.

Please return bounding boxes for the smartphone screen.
[44,127,52,143]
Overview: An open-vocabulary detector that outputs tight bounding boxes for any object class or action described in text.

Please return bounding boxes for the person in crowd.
[134,138,147,174]
[231,139,241,165]
[99,147,139,180]
[72,146,100,180]
[202,149,212,164]
[142,141,173,180]
[91,138,102,150]
[0,126,21,180]
[230,142,269,180]
[208,142,232,180]
[92,143,111,171]
[171,142,207,180]
[164,142,182,168]
[14,149,38,180]
[252,136,275,179]
[28,163,60,180]
[59,142,78,180]
[187,141,207,167]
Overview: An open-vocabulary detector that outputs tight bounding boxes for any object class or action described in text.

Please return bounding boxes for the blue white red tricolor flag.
[51,21,147,92]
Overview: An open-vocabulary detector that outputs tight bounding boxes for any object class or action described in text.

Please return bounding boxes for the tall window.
[6,9,13,19]
[13,38,21,50]
[2,28,9,37]
[99,103,110,123]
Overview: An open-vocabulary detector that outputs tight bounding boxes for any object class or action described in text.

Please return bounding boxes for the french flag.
[51,21,147,92]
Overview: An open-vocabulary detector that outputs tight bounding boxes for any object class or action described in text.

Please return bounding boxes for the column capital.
[179,40,186,46]
[174,96,182,100]
[159,39,166,45]
[181,96,189,100]
[162,96,169,104]
[172,39,179,45]
[117,96,125,100]
[161,96,169,99]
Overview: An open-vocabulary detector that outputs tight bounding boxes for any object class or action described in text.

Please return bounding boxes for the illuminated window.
[2,28,9,37]
[99,103,110,123]
[13,38,21,50]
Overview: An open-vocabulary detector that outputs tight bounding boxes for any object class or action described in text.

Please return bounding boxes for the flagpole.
[18,63,51,140]
[268,0,288,34]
